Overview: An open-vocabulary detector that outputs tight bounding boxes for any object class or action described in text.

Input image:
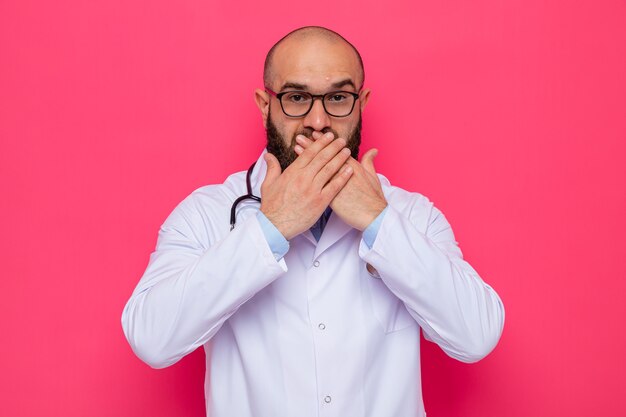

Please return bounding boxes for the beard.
[265,108,362,171]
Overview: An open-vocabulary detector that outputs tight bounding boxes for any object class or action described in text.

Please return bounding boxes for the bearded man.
[122,26,505,417]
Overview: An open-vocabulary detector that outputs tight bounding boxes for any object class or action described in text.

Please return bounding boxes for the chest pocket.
[364,263,415,333]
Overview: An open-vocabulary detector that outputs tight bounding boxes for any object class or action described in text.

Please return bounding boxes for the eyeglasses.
[266,88,361,118]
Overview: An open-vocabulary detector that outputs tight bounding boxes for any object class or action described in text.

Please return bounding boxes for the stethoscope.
[230,162,260,230]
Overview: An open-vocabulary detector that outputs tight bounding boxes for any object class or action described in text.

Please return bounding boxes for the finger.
[313,147,352,189]
[293,135,312,156]
[263,153,281,185]
[305,136,348,175]
[295,131,333,152]
[321,164,353,202]
[312,131,332,141]
[360,148,378,176]
[291,132,335,168]
[295,134,313,149]
[337,157,361,177]
[294,133,340,162]
[325,157,359,179]
[295,135,334,156]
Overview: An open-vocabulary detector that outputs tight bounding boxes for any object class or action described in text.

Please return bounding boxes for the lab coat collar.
[248,149,268,199]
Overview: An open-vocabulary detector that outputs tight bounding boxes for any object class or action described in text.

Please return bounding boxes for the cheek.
[283,124,304,143]
[334,117,358,138]
[271,115,300,146]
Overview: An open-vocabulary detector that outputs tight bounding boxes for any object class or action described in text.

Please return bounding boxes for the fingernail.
[294,144,303,154]
[344,165,353,174]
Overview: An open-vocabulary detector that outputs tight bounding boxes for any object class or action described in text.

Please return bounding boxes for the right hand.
[260,132,354,240]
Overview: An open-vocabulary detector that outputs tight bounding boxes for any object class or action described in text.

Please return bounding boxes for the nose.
[302,97,331,133]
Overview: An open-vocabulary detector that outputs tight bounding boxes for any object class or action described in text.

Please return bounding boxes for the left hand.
[294,132,387,231]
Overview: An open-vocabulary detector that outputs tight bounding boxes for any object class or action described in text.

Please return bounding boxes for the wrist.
[358,202,388,231]
[261,209,296,240]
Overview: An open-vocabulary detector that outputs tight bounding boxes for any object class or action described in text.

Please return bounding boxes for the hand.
[294,132,387,231]
[261,132,354,240]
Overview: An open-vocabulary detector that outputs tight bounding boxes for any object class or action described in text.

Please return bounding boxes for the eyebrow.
[279,78,357,92]
[331,79,357,90]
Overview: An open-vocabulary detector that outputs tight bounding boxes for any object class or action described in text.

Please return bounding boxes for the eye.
[327,92,350,102]
[284,92,311,103]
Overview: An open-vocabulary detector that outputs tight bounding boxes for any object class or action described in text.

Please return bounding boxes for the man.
[122,26,505,417]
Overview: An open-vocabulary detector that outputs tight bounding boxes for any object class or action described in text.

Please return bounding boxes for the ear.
[254,88,271,129]
[358,88,372,112]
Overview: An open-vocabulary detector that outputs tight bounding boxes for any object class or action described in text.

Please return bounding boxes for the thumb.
[361,148,378,175]
[263,152,282,184]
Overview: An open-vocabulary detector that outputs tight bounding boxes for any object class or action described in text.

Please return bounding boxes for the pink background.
[1,0,625,416]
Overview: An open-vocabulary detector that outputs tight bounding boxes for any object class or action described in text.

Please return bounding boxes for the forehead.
[270,37,361,91]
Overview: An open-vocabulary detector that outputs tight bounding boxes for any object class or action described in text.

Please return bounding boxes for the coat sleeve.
[358,194,505,363]
[121,193,287,369]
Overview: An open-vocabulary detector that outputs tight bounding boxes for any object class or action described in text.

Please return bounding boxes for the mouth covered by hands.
[294,131,388,232]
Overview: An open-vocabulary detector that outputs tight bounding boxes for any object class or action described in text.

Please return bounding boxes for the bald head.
[263,26,365,90]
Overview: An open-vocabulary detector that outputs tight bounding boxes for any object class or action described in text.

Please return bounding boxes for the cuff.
[362,206,388,249]
[256,211,290,261]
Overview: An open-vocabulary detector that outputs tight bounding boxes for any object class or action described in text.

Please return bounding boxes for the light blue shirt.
[257,206,389,260]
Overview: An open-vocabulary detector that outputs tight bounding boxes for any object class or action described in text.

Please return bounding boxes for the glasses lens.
[324,92,356,117]
[281,92,313,117]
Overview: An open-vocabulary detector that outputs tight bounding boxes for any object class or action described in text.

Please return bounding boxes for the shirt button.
[324,395,332,404]
[313,260,320,267]
[318,323,326,330]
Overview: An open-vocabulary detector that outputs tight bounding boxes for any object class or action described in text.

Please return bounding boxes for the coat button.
[318,323,326,330]
[324,395,332,403]
[313,260,320,267]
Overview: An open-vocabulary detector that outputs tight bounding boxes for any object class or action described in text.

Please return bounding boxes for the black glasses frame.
[265,88,360,118]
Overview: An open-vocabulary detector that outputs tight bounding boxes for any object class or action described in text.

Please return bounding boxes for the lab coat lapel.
[313,211,355,259]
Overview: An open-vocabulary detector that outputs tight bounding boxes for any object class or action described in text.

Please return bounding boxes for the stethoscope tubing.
[230,162,261,230]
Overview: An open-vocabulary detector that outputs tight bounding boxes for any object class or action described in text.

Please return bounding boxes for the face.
[256,35,371,171]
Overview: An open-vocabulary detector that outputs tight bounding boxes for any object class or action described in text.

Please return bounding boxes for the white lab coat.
[122,151,505,417]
